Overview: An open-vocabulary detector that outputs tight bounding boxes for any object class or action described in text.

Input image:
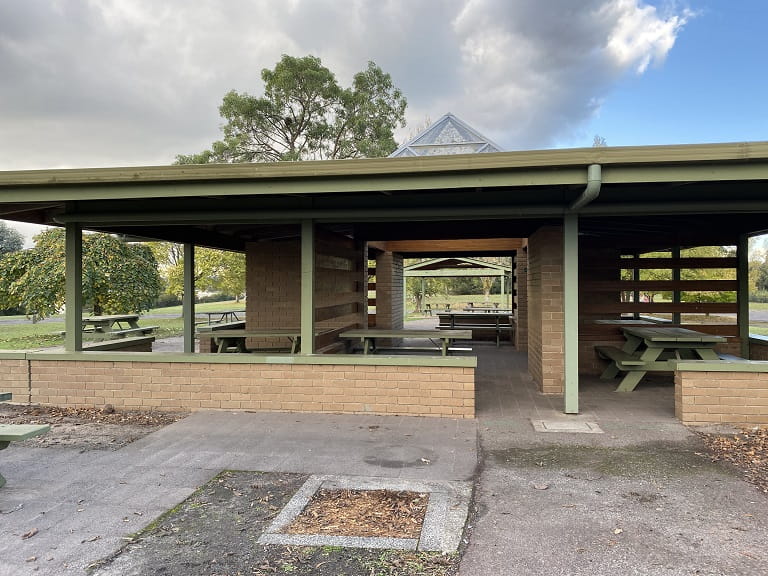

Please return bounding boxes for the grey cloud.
[0,0,689,169]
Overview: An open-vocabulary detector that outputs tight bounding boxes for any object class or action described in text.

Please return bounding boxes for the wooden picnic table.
[437,312,514,347]
[597,326,726,392]
[81,315,157,341]
[339,329,472,356]
[197,309,245,325]
[197,329,303,354]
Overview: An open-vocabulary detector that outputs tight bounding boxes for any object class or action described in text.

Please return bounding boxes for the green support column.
[738,235,750,358]
[300,220,315,354]
[183,243,195,353]
[564,213,579,413]
[64,222,83,352]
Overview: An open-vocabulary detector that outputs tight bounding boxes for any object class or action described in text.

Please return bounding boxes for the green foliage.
[0,221,24,256]
[150,243,245,301]
[0,229,161,319]
[176,54,406,164]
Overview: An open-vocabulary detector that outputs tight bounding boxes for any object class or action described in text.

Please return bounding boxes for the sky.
[1,0,766,242]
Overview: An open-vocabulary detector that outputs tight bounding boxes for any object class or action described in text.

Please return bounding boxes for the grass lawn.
[0,300,244,350]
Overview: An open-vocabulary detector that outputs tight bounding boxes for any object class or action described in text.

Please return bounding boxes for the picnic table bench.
[196,328,304,354]
[437,312,514,347]
[598,326,727,392]
[79,315,158,341]
[0,393,50,487]
[339,329,473,356]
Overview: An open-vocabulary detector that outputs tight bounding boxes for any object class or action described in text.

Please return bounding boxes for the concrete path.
[459,347,768,576]
[0,411,477,576]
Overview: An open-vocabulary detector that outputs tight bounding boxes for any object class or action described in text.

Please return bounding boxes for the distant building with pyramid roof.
[389,112,503,157]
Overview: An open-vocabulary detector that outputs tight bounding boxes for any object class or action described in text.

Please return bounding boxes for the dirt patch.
[285,489,429,538]
[89,471,458,576]
[0,404,187,450]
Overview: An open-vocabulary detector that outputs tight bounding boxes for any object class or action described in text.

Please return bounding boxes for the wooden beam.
[382,238,523,253]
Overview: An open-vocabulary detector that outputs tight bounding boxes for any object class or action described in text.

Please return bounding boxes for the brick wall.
[19,358,473,418]
[245,228,365,352]
[527,226,565,394]
[374,251,404,331]
[0,357,30,403]
[514,247,528,352]
[750,339,768,360]
[675,370,768,425]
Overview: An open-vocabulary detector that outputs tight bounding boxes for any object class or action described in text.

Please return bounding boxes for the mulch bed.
[699,426,768,493]
[0,404,184,426]
[285,489,429,539]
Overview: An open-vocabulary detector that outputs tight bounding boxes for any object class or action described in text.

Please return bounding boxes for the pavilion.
[1,141,768,425]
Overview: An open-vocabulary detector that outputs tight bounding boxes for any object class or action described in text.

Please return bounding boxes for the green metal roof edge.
[2,141,768,188]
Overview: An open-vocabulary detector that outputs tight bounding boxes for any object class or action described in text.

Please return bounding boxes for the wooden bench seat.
[718,353,750,362]
[0,423,51,488]
[595,346,646,367]
[103,326,158,338]
[437,323,514,347]
[83,336,155,351]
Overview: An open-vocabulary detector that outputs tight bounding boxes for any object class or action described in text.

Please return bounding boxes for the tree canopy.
[150,243,245,302]
[176,55,407,164]
[0,229,161,319]
[0,221,24,256]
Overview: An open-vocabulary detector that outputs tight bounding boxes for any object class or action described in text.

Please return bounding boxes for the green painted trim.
[3,141,768,188]
[301,220,315,354]
[0,352,30,359]
[64,223,83,352]
[675,360,768,372]
[563,213,579,414]
[24,350,477,367]
[738,235,750,357]
[183,244,195,353]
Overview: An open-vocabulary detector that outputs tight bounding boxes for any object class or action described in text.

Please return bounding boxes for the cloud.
[0,0,690,169]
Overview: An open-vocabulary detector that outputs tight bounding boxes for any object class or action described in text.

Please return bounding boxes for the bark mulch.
[699,426,768,493]
[285,489,429,538]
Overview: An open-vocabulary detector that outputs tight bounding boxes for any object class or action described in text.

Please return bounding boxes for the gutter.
[569,164,602,211]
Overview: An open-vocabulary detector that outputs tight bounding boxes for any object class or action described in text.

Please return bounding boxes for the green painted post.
[738,235,750,357]
[564,213,579,413]
[64,222,83,352]
[183,244,195,353]
[301,220,315,354]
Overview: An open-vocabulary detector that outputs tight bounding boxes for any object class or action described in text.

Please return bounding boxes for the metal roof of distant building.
[389,113,504,157]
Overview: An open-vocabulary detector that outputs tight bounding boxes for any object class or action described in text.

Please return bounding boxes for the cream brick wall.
[514,248,528,352]
[675,370,768,425]
[527,226,565,395]
[23,359,474,418]
[0,358,31,403]
[374,251,404,331]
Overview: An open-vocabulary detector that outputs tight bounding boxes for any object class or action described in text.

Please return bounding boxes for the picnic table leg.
[600,363,621,380]
[615,371,646,393]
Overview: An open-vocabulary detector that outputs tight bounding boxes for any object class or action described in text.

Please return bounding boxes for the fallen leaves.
[699,427,768,493]
[21,528,38,540]
[285,489,429,539]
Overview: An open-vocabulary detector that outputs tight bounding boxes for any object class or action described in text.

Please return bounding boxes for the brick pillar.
[514,247,528,352]
[527,226,564,395]
[375,251,403,331]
